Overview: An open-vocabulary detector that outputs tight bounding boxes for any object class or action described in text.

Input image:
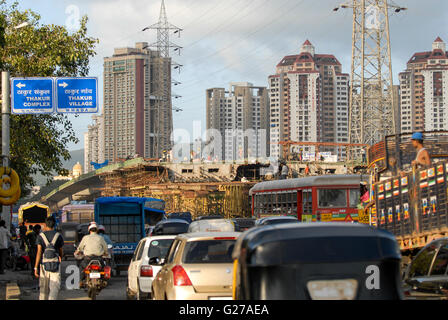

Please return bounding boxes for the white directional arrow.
[59,82,68,88]
[16,82,26,89]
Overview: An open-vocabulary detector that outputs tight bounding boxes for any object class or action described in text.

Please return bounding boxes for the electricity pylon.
[143,0,182,158]
[334,1,406,160]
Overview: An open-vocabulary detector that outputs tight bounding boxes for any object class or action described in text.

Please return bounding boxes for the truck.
[94,197,165,275]
[18,202,50,229]
[366,131,448,259]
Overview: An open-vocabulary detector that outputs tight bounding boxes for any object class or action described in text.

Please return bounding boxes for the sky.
[13,0,448,151]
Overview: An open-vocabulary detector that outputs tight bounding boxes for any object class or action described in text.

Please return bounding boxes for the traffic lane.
[20,259,127,300]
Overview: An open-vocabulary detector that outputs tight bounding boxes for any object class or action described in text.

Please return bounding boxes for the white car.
[126,235,177,300]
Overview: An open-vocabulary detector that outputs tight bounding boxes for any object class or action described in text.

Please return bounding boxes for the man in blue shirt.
[98,225,112,246]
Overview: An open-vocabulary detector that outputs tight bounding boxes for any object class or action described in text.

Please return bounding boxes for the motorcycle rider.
[74,222,108,287]
[97,225,113,267]
[97,225,113,247]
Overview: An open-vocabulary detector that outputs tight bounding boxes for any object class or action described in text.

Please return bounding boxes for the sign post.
[56,77,98,113]
[2,72,10,225]
[11,78,55,114]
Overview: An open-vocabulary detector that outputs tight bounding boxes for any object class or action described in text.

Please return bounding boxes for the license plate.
[89,272,101,279]
[307,279,358,300]
[209,297,232,300]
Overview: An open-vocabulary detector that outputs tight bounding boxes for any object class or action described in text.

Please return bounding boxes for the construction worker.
[304,164,310,176]
[410,132,431,169]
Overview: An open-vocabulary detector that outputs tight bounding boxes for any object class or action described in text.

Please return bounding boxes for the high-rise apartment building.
[399,37,448,133]
[269,40,349,160]
[84,114,105,173]
[103,42,172,162]
[206,82,269,161]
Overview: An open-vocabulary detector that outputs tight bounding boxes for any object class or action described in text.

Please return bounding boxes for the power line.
[185,0,305,66]
[175,0,307,92]
[182,0,269,49]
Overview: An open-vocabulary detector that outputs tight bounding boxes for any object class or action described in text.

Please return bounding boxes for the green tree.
[0,1,98,196]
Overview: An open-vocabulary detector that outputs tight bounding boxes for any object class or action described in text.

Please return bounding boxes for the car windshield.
[148,239,175,259]
[183,240,236,264]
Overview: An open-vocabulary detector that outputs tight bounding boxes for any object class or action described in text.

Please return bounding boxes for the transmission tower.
[334,1,406,159]
[143,0,183,159]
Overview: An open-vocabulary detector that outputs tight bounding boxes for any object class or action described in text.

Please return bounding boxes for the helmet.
[98,225,105,232]
[411,132,423,141]
[88,222,98,232]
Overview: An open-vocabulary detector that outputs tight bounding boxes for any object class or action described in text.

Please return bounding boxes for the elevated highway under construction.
[40,158,366,216]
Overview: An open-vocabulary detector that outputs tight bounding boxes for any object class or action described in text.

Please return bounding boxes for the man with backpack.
[34,217,64,300]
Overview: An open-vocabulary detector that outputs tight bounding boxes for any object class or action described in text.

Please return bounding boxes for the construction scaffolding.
[98,163,254,218]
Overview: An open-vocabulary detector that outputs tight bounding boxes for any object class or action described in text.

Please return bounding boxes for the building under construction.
[95,158,366,219]
[98,161,255,218]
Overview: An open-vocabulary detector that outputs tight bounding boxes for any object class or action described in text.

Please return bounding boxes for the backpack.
[40,233,61,272]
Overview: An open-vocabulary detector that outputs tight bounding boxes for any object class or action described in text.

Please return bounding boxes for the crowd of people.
[0,216,114,300]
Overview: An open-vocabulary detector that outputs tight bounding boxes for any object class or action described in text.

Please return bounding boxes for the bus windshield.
[318,189,347,208]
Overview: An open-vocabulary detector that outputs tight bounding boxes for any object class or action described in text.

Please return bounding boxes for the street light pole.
[2,71,10,225]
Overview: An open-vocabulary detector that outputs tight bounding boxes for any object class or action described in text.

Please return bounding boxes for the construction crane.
[334,1,406,160]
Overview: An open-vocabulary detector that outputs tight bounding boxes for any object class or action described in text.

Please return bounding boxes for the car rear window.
[154,222,189,235]
[263,218,297,225]
[251,237,385,264]
[147,239,175,259]
[183,240,236,264]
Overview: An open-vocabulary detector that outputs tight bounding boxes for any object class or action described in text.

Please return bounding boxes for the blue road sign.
[11,78,55,114]
[56,77,98,113]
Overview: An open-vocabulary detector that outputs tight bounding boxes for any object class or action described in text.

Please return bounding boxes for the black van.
[232,222,403,300]
[166,212,192,224]
[151,219,190,236]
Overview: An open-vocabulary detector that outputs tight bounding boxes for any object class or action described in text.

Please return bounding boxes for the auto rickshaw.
[232,222,403,300]
[57,222,79,260]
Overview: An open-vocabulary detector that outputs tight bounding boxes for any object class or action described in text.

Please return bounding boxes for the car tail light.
[172,265,192,286]
[213,237,236,240]
[140,265,153,277]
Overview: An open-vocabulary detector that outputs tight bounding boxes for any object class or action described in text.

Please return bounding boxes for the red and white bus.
[249,175,365,222]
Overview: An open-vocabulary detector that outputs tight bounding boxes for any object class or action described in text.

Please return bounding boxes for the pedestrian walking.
[0,220,12,274]
[19,221,27,250]
[26,225,38,277]
[34,216,64,300]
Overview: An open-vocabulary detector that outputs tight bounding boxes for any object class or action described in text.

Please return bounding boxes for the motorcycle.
[75,244,113,300]
[83,258,111,300]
